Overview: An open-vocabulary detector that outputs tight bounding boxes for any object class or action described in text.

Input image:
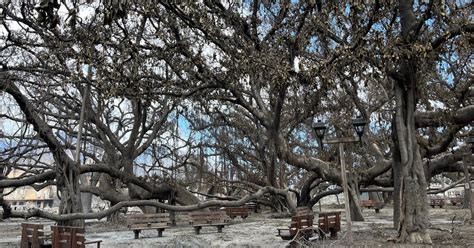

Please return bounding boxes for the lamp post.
[312,116,367,243]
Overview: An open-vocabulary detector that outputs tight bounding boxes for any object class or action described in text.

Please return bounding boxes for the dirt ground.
[1,205,473,247]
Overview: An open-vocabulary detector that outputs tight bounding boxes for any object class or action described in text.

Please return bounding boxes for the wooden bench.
[21,223,51,248]
[188,211,230,234]
[125,213,171,239]
[277,214,315,240]
[430,198,445,208]
[245,202,261,213]
[318,211,341,239]
[224,207,250,219]
[51,226,102,248]
[449,196,463,206]
[360,200,385,213]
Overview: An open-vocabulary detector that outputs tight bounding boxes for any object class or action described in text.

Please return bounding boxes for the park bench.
[449,196,463,206]
[360,199,385,213]
[245,202,261,213]
[277,214,315,240]
[125,213,171,239]
[224,206,250,219]
[21,223,51,248]
[51,226,102,248]
[430,198,445,208]
[318,211,341,239]
[188,210,230,234]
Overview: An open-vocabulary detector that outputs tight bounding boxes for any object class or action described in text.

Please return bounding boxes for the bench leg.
[217,225,223,233]
[97,241,101,248]
[157,228,164,237]
[375,209,380,213]
[133,230,141,239]
[194,226,201,235]
[319,230,326,240]
[329,228,337,239]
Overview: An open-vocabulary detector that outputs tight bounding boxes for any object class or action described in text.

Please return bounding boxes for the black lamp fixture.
[467,136,474,154]
[352,116,367,139]
[313,120,327,142]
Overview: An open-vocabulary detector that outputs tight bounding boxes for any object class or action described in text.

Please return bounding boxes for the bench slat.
[191,223,228,227]
[128,223,168,230]
[127,219,170,224]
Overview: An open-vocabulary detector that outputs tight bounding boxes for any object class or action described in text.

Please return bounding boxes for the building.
[3,168,58,211]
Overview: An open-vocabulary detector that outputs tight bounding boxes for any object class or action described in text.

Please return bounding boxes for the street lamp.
[352,116,367,140]
[312,115,368,244]
[313,120,327,141]
[313,120,327,148]
[313,116,367,145]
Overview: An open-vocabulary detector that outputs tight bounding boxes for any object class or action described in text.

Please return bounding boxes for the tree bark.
[392,151,402,229]
[348,182,364,221]
[393,1,431,243]
[462,156,472,216]
[393,77,431,243]
[57,166,83,227]
[0,187,12,220]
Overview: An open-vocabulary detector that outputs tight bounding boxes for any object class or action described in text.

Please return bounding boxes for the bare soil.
[1,205,473,247]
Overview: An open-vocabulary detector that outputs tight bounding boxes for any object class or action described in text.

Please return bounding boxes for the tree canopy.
[0,0,473,244]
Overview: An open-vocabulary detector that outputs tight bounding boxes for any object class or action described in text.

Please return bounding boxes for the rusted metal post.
[322,137,358,243]
[339,142,353,243]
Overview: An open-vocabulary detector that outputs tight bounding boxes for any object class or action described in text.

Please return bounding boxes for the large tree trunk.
[393,60,431,243]
[392,152,402,229]
[348,182,364,221]
[299,174,320,207]
[57,165,84,226]
[0,187,12,220]
[80,173,96,213]
[267,153,277,187]
[81,192,93,213]
[391,0,431,244]
[81,172,100,213]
